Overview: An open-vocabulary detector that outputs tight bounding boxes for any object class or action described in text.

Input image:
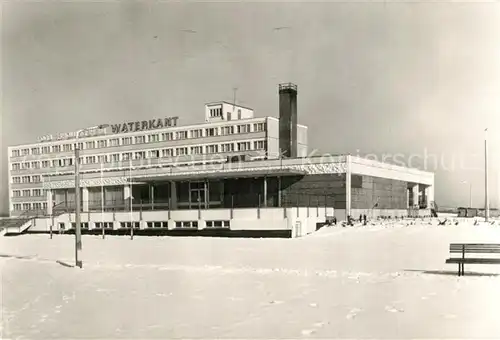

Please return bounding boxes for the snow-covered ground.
[2,219,500,339]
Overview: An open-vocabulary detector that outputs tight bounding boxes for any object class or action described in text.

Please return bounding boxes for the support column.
[346,155,352,218]
[82,187,89,212]
[411,185,418,209]
[149,184,155,209]
[170,181,177,209]
[124,185,131,210]
[47,190,53,216]
[278,176,282,207]
[406,187,410,209]
[263,177,268,207]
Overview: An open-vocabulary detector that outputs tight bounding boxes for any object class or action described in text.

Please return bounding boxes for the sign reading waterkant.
[111,117,179,134]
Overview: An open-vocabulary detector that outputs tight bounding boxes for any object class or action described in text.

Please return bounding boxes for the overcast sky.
[1,1,499,214]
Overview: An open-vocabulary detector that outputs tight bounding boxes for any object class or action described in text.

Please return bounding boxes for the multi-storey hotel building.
[3,84,435,238]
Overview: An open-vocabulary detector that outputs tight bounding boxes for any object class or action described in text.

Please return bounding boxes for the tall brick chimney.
[278,83,298,158]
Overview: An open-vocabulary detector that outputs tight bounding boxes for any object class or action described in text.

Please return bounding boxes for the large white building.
[7,97,308,217]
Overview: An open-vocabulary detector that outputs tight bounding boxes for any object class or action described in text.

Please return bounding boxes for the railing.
[51,193,337,213]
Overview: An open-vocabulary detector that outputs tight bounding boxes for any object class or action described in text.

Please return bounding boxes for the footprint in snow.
[385,306,404,313]
[346,308,362,319]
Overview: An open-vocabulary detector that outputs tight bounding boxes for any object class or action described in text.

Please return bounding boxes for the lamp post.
[74,124,109,268]
[484,128,489,222]
[461,181,472,208]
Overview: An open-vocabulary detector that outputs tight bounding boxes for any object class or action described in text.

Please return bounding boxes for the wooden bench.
[446,243,500,276]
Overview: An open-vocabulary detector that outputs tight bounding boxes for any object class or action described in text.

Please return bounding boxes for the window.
[237,142,251,151]
[135,136,145,144]
[109,138,120,147]
[122,153,132,161]
[71,222,89,229]
[176,131,188,140]
[85,141,95,149]
[206,144,218,153]
[21,176,31,183]
[134,151,146,159]
[210,107,222,117]
[95,222,113,229]
[97,140,107,148]
[221,126,234,135]
[147,221,168,228]
[205,128,218,137]
[175,221,198,228]
[63,144,72,152]
[85,156,96,164]
[161,132,173,141]
[31,161,40,169]
[13,190,21,197]
[253,122,266,132]
[190,146,203,155]
[21,149,29,156]
[33,189,42,196]
[32,175,41,183]
[42,146,50,154]
[119,222,140,229]
[22,162,30,170]
[149,150,160,158]
[190,129,203,138]
[13,204,22,211]
[12,150,20,157]
[122,137,132,145]
[206,220,230,228]
[33,202,42,210]
[22,189,31,197]
[162,149,173,158]
[12,177,21,184]
[58,222,65,230]
[237,124,251,134]
[42,160,50,168]
[176,147,187,156]
[52,145,61,153]
[148,134,159,143]
[98,155,108,164]
[12,163,20,171]
[110,154,120,163]
[31,147,40,155]
[22,203,31,210]
[42,202,47,210]
[254,140,266,150]
[221,143,234,152]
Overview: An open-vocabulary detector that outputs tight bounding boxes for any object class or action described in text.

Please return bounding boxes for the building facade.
[6,84,434,237]
[7,86,309,217]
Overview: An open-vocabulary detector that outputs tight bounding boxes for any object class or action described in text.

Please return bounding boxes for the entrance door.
[189,181,206,209]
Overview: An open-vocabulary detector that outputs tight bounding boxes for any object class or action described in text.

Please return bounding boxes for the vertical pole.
[130,159,134,239]
[74,141,82,268]
[101,162,105,239]
[258,194,261,219]
[484,128,489,222]
[231,195,234,219]
[469,183,472,209]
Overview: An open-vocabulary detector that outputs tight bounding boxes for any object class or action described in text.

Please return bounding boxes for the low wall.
[27,207,334,238]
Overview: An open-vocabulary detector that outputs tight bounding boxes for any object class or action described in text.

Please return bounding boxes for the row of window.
[11,175,42,184]
[12,189,48,197]
[13,202,47,211]
[11,140,267,170]
[11,123,267,157]
[55,220,229,229]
